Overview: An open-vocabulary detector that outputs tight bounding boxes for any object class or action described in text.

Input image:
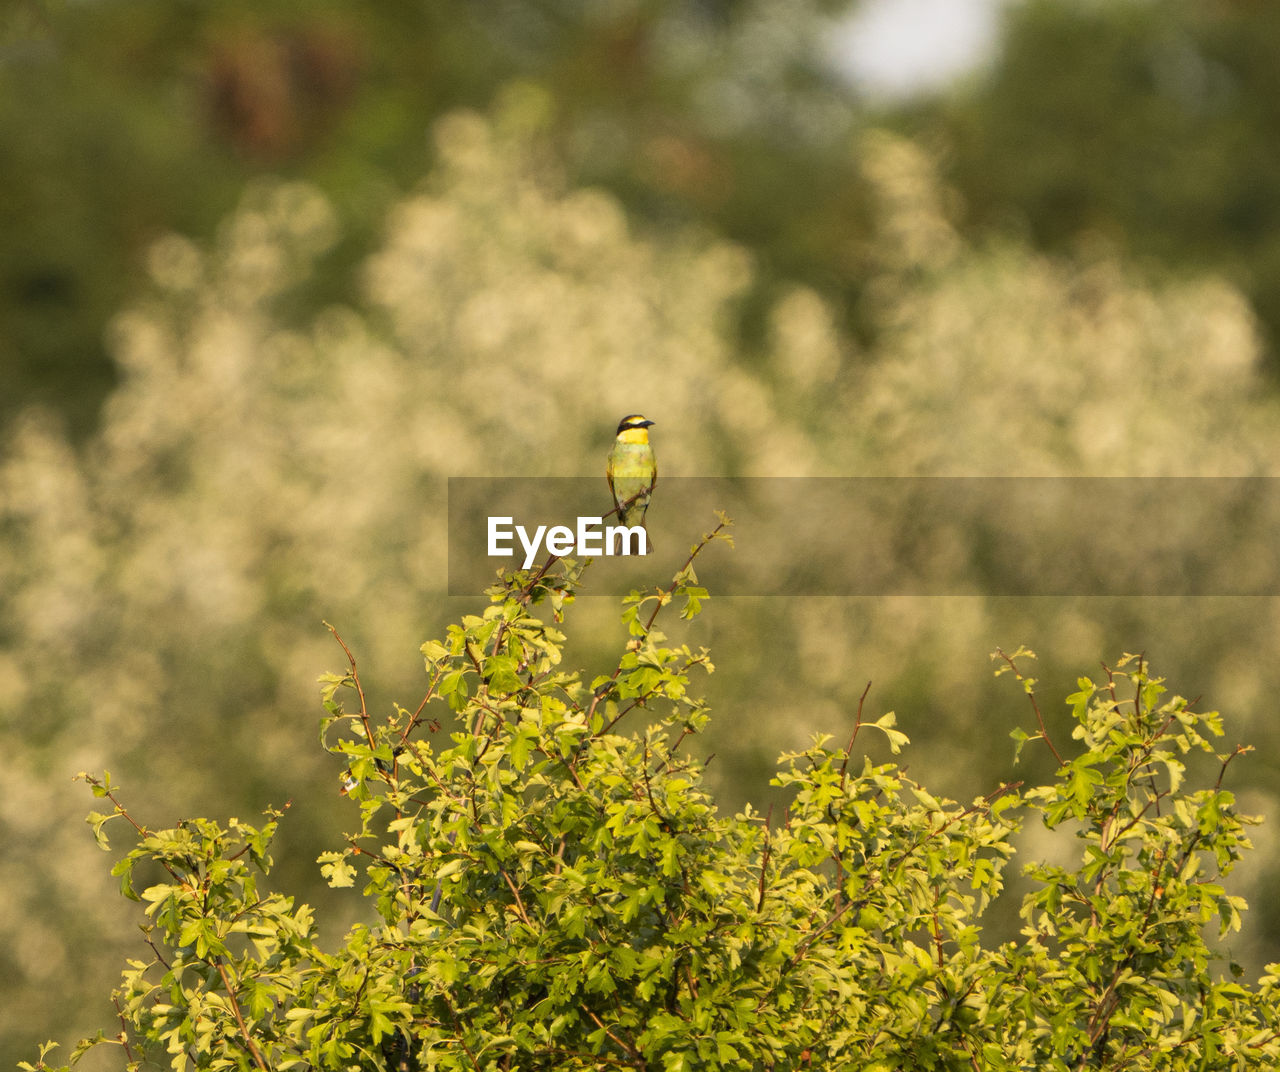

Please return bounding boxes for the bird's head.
[615,414,655,443]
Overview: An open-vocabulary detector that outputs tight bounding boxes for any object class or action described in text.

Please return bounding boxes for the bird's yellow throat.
[617,427,650,445]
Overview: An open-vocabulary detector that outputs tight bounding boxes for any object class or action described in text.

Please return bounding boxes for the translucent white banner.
[447,477,1280,596]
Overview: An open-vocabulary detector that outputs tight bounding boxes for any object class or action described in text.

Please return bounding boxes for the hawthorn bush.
[29,526,1280,1070]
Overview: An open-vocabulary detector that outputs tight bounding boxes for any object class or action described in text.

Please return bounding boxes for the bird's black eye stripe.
[616,414,653,434]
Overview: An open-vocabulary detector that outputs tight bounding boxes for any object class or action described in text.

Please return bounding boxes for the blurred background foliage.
[4,0,1280,1064]
[900,0,1280,368]
[0,0,865,438]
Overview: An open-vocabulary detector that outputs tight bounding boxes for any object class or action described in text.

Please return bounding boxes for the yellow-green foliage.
[25,551,1280,1071]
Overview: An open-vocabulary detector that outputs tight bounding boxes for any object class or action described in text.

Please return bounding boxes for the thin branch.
[402,662,446,743]
[485,553,564,662]
[603,656,710,735]
[639,739,675,831]
[439,994,484,1071]
[995,648,1064,765]
[325,623,376,751]
[498,868,533,928]
[143,929,172,971]
[930,900,945,967]
[1101,661,1119,707]
[214,960,270,1072]
[755,805,773,914]
[839,681,874,783]
[86,779,184,883]
[112,995,137,1065]
[1131,652,1146,721]
[580,1005,646,1067]
[1216,744,1250,790]
[586,521,728,728]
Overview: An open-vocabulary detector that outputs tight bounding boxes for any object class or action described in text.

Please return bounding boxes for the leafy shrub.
[26,531,1280,1071]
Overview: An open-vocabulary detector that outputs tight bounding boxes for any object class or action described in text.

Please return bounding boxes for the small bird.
[607,414,657,541]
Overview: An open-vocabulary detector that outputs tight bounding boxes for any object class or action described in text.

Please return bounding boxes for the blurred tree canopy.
[896,0,1280,368]
[8,0,1280,1065]
[14,0,1280,427]
[5,101,1280,1064]
[1,0,867,437]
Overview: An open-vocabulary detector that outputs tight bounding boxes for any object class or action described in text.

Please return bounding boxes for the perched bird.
[607,414,657,540]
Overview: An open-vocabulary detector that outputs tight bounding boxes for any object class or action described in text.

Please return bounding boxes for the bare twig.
[498,868,533,927]
[995,648,1064,765]
[756,805,773,914]
[112,995,137,1065]
[839,681,874,784]
[402,663,446,743]
[325,623,376,752]
[214,960,270,1072]
[580,1005,645,1067]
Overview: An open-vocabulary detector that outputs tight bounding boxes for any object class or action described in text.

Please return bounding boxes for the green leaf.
[317,850,357,888]
[85,810,116,851]
[421,639,449,662]
[1009,725,1031,764]
[870,712,910,754]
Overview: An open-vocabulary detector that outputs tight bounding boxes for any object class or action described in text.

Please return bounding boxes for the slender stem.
[326,623,376,751]
[112,996,137,1065]
[755,805,773,914]
[586,520,729,727]
[995,648,1064,765]
[214,960,270,1072]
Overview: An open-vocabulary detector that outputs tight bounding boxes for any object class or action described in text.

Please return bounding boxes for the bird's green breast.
[609,439,655,524]
[609,440,655,481]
